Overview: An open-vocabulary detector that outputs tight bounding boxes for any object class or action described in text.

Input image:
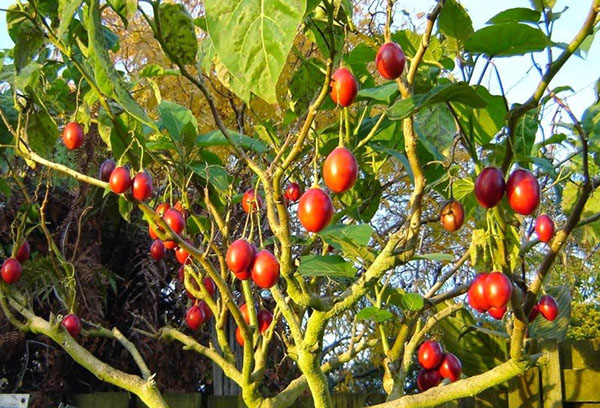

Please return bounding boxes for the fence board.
[541,341,564,408]
[561,340,600,370]
[508,367,541,408]
[68,393,130,408]
[564,369,600,402]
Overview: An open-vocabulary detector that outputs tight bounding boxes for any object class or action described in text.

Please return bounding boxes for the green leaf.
[452,177,474,201]
[189,162,229,193]
[297,255,356,278]
[157,101,198,147]
[450,86,507,146]
[27,110,58,159]
[487,8,541,24]
[388,82,487,121]
[107,0,137,28]
[205,0,306,104]
[288,58,324,114]
[6,4,44,71]
[529,0,557,11]
[400,293,424,311]
[58,0,84,39]
[465,23,548,57]
[344,43,376,88]
[118,196,133,222]
[139,65,179,78]
[529,286,571,341]
[515,111,538,157]
[413,253,454,262]
[158,3,197,65]
[391,30,443,65]
[319,224,375,263]
[357,82,399,105]
[415,104,455,157]
[196,130,268,153]
[87,0,156,131]
[438,0,474,42]
[356,306,394,323]
[0,178,11,199]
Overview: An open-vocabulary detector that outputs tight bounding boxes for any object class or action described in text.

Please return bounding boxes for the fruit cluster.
[1,240,30,284]
[467,272,513,319]
[226,239,280,289]
[528,294,559,322]
[235,303,274,346]
[416,340,462,392]
[184,274,216,331]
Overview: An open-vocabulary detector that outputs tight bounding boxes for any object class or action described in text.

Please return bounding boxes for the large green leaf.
[465,23,548,57]
[319,224,375,263]
[27,110,58,159]
[157,101,197,148]
[298,255,356,278]
[58,0,84,39]
[188,162,229,193]
[158,3,197,65]
[414,104,455,157]
[529,285,572,341]
[288,58,324,114]
[107,0,137,28]
[391,30,442,65]
[205,0,306,104]
[514,111,538,158]
[344,43,376,88]
[357,306,394,323]
[87,1,156,131]
[487,8,541,24]
[438,0,473,42]
[6,4,44,71]
[196,130,268,153]
[357,82,399,105]
[387,82,487,121]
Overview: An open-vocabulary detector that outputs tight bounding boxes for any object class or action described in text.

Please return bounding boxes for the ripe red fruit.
[417,369,442,392]
[164,209,185,235]
[109,167,131,194]
[235,269,252,280]
[418,340,443,370]
[506,168,540,215]
[468,274,490,312]
[62,314,81,337]
[175,239,193,265]
[156,203,170,217]
[538,295,559,321]
[251,250,280,289]
[438,353,462,382]
[203,277,216,298]
[198,300,212,320]
[484,272,513,309]
[474,167,506,209]
[99,159,116,182]
[323,147,358,193]
[488,306,507,320]
[242,189,263,213]
[535,214,555,243]
[376,42,406,80]
[62,122,84,150]
[16,241,30,263]
[132,171,153,201]
[297,188,334,233]
[236,326,245,346]
[164,240,177,250]
[1,258,22,284]
[257,309,273,333]
[150,239,166,260]
[528,304,540,322]
[440,200,465,232]
[226,239,255,273]
[186,305,206,330]
[240,304,251,323]
[330,68,359,107]
[284,182,302,202]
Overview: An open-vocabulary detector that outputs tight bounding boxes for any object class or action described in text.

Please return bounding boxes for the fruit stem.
[343,107,351,146]
[313,129,320,185]
[338,110,344,148]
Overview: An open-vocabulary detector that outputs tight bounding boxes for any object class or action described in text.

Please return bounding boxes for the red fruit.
[535,214,555,243]
[164,240,177,250]
[226,239,256,273]
[62,314,81,337]
[149,225,159,240]
[175,239,193,265]
[528,304,540,322]
[99,159,116,182]
[155,203,170,217]
[468,274,490,312]
[438,353,462,382]
[284,182,302,202]
[150,239,166,260]
[1,258,22,284]
[164,209,185,235]
[242,189,263,213]
[240,304,251,323]
[257,309,273,333]
[506,168,540,215]
[474,167,506,209]
[330,68,358,107]
[323,147,358,193]
[235,269,252,280]
[376,42,406,80]
[236,326,245,346]
[132,171,153,201]
[488,306,507,320]
[198,300,212,320]
[203,277,216,298]
[484,272,513,309]
[251,250,280,289]
[297,188,334,233]
[16,241,30,262]
[418,340,443,370]
[538,295,559,321]
[417,369,442,392]
[186,305,206,330]
[440,200,465,232]
[149,203,170,239]
[62,122,84,150]
[109,167,132,194]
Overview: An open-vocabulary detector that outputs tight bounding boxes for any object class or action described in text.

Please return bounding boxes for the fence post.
[540,340,563,408]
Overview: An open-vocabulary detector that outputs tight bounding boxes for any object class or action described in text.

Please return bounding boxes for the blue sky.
[0,0,597,117]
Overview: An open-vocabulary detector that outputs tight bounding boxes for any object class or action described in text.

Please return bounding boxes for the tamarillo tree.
[1,0,600,407]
